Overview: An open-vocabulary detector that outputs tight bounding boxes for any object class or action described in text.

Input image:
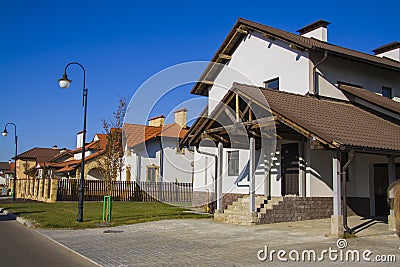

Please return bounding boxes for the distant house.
[181,18,400,233]
[122,109,192,183]
[0,161,13,188]
[50,132,109,180]
[13,146,67,179]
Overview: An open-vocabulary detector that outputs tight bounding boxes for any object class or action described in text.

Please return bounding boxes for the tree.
[96,97,127,193]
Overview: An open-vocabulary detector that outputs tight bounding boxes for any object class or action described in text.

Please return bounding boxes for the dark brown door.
[374,164,389,216]
[281,143,299,196]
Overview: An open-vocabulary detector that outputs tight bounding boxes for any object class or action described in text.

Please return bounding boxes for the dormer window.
[382,86,392,99]
[264,77,279,90]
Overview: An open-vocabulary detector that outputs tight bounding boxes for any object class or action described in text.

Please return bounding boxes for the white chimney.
[297,20,330,42]
[174,108,188,128]
[373,42,400,62]
[76,131,84,148]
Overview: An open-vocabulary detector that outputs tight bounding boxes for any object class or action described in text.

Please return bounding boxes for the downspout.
[188,144,218,212]
[342,149,355,234]
[159,140,164,182]
[312,50,328,95]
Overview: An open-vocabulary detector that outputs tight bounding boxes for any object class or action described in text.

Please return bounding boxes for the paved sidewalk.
[38,216,400,267]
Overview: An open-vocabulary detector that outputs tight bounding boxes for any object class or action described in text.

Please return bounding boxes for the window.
[382,86,392,99]
[227,151,239,176]
[146,165,159,182]
[264,78,279,90]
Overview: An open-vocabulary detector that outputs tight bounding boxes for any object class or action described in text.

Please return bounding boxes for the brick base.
[259,197,356,224]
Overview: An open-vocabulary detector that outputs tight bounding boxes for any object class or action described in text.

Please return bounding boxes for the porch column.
[249,137,256,213]
[387,155,396,232]
[331,151,343,236]
[388,156,396,185]
[217,142,223,211]
[298,141,306,197]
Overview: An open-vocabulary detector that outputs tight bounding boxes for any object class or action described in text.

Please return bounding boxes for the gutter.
[341,149,355,234]
[312,50,328,95]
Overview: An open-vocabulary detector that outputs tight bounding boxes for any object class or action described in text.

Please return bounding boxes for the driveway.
[38,216,400,266]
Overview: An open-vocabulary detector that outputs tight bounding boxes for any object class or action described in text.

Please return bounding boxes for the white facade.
[123,138,193,183]
[192,21,400,217]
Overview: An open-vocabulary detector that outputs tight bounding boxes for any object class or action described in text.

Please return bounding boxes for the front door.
[374,164,389,216]
[281,143,299,196]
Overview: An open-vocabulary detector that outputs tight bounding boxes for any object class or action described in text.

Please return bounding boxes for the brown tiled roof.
[123,123,189,148]
[191,18,400,96]
[372,41,400,55]
[338,84,400,115]
[15,147,64,163]
[0,162,10,170]
[233,83,400,151]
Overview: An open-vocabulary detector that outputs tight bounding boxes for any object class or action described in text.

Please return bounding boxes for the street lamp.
[59,62,88,222]
[2,123,18,201]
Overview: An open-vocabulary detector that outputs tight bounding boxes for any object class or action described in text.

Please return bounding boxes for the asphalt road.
[0,213,97,267]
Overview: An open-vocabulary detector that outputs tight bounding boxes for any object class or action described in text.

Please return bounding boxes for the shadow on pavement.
[0,213,16,221]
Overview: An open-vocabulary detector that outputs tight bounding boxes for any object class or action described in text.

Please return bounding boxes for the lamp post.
[58,62,88,222]
[2,123,17,201]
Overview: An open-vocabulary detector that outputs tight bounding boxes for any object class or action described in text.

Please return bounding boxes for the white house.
[182,18,400,235]
[122,109,193,184]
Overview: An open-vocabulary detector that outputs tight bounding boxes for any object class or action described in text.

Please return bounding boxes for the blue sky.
[1,0,399,161]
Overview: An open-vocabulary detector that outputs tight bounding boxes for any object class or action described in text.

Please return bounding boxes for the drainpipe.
[188,144,218,212]
[342,149,355,234]
[312,50,328,95]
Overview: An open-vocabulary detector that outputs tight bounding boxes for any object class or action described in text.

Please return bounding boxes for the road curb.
[0,207,34,228]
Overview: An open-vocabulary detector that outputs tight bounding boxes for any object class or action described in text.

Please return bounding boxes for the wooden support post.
[217,142,223,211]
[235,93,240,122]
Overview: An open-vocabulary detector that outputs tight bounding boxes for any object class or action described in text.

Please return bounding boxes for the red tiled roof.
[123,122,189,148]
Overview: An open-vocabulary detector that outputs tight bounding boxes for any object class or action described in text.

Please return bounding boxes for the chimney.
[76,131,84,148]
[372,42,400,62]
[174,108,188,128]
[148,115,165,127]
[297,20,330,42]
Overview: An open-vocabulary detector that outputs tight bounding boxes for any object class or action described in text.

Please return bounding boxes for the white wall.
[162,138,193,183]
[208,32,310,113]
[193,145,268,196]
[123,138,193,183]
[308,150,334,197]
[313,51,400,100]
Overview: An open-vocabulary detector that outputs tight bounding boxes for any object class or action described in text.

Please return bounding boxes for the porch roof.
[183,83,400,154]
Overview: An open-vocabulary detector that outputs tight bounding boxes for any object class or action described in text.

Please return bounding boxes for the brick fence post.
[48,178,58,203]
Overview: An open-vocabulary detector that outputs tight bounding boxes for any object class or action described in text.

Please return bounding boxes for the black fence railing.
[57,180,193,202]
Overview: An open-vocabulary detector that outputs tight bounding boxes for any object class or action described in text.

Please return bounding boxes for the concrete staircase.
[214,195,283,225]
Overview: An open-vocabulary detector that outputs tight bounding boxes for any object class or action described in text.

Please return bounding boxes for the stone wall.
[258,197,356,224]
[14,178,58,203]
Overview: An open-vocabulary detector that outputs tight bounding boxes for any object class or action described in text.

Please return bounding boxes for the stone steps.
[214,195,284,225]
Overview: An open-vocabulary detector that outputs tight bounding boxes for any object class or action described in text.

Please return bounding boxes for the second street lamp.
[2,122,18,201]
[59,62,88,222]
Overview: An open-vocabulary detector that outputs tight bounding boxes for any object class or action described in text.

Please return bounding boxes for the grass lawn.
[0,200,211,229]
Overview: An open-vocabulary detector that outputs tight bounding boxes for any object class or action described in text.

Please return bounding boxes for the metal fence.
[57,180,193,202]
